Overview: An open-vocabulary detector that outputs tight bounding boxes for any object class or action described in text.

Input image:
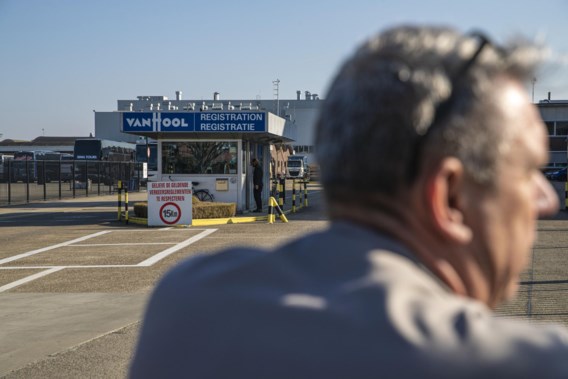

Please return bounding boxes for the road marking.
[0,267,64,293]
[137,229,217,266]
[0,228,218,291]
[71,243,175,247]
[0,231,111,265]
[1,265,136,269]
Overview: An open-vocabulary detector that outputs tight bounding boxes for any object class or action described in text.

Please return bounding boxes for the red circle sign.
[159,202,182,225]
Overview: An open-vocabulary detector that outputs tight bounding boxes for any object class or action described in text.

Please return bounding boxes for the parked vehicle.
[546,167,567,181]
[73,138,136,185]
[0,154,14,182]
[11,150,62,183]
[286,155,310,180]
[60,154,74,182]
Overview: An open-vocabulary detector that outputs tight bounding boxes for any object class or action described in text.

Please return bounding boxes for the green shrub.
[133,202,148,218]
[192,201,236,219]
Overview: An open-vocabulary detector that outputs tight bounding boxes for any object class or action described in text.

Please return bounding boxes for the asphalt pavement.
[0,186,329,378]
[1,186,568,378]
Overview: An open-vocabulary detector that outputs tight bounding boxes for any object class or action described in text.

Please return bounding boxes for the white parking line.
[71,243,174,247]
[0,231,111,265]
[0,267,64,293]
[0,228,218,292]
[0,265,138,269]
[137,229,217,266]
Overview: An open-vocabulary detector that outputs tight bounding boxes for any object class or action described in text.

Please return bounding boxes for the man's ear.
[426,157,472,244]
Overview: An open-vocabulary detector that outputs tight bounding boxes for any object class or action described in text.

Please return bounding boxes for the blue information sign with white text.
[122,112,266,133]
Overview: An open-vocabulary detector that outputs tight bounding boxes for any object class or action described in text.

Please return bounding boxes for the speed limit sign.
[159,202,182,225]
[147,181,193,226]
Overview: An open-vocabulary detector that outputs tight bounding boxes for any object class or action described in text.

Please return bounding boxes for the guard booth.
[121,111,293,213]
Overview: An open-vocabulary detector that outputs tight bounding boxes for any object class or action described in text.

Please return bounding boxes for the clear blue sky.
[1,0,567,140]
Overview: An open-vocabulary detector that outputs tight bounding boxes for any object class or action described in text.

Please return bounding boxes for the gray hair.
[315,25,542,201]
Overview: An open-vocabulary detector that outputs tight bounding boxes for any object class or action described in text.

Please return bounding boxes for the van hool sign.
[122,112,266,133]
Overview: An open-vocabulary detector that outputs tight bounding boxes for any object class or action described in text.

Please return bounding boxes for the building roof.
[0,136,89,146]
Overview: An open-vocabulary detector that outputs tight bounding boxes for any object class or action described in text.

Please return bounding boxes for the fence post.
[7,161,11,204]
[72,160,76,198]
[58,158,62,200]
[97,162,101,195]
[25,159,30,203]
[137,163,141,191]
[42,160,47,200]
[84,161,89,197]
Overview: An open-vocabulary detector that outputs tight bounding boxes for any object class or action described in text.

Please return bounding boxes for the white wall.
[94,112,139,143]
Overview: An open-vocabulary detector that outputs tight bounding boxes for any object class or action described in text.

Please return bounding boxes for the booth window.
[162,141,238,175]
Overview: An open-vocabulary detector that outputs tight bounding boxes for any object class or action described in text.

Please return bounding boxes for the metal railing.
[0,159,144,206]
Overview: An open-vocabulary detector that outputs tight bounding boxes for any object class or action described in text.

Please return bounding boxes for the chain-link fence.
[0,159,145,206]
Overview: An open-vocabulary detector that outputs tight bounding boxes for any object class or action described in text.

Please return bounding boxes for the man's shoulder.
[150,224,366,302]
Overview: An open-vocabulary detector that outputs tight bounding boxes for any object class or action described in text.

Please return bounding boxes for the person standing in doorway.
[251,158,263,212]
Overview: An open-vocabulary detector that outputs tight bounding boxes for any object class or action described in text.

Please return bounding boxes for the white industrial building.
[96,91,568,171]
[94,90,322,164]
[93,90,322,213]
[537,98,568,169]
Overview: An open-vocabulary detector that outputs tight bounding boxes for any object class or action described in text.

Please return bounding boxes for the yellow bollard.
[267,196,274,224]
[117,180,122,221]
[271,197,288,223]
[124,186,129,224]
[292,179,296,213]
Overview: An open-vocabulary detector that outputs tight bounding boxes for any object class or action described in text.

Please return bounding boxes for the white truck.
[286,155,310,180]
[0,154,13,182]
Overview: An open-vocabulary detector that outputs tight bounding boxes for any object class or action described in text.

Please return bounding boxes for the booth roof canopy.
[129,131,295,144]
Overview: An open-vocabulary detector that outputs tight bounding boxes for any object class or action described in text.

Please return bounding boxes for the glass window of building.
[556,121,568,136]
[162,141,238,175]
[545,121,555,135]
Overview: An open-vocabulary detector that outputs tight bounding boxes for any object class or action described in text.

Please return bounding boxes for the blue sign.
[196,112,266,132]
[159,113,194,131]
[122,113,194,132]
[123,113,155,132]
[122,112,266,133]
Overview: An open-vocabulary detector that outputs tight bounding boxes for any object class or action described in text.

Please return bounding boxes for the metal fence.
[0,159,144,206]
